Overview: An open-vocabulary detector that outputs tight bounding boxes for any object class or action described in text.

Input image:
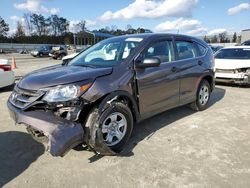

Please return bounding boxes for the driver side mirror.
[136,57,161,68]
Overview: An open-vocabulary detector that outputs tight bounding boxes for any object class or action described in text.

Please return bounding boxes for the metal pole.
[73,33,76,48]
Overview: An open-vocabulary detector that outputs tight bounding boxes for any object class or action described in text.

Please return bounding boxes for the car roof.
[222,45,250,49]
[110,33,199,39]
[108,33,205,45]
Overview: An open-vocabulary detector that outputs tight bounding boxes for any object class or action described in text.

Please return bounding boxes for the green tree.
[23,13,33,35]
[77,20,87,32]
[30,14,45,36]
[48,15,69,36]
[219,32,227,43]
[49,14,60,36]
[232,32,237,43]
[15,21,25,37]
[0,17,9,36]
[203,35,211,43]
[211,35,218,43]
[58,17,69,35]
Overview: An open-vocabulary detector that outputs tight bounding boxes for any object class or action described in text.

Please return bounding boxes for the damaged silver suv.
[8,33,214,156]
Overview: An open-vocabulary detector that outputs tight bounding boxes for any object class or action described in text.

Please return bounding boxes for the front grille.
[9,86,44,110]
[216,69,235,73]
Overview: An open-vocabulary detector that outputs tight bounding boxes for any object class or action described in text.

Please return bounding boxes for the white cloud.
[85,19,97,28]
[154,18,202,32]
[228,3,250,15]
[186,27,207,35]
[14,0,59,14]
[99,0,198,22]
[207,28,227,35]
[8,28,17,36]
[49,8,60,14]
[10,16,22,22]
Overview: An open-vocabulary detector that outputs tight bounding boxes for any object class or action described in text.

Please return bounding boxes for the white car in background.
[214,46,250,85]
[0,59,15,88]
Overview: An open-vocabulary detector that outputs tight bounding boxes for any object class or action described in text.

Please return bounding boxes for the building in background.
[241,29,250,43]
[75,31,114,46]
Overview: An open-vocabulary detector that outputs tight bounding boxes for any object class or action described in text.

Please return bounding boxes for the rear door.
[135,38,180,118]
[174,38,208,104]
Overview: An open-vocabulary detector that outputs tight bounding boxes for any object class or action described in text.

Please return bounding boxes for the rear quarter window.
[196,43,207,56]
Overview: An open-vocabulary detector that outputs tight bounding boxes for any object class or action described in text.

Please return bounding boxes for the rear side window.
[144,40,174,63]
[215,48,250,59]
[176,41,206,60]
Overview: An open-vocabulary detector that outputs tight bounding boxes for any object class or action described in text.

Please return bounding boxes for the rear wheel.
[190,79,211,111]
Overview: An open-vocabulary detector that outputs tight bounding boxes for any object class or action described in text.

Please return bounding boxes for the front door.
[135,39,180,118]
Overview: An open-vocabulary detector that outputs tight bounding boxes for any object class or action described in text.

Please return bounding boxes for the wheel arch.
[202,74,214,91]
[79,90,140,124]
[196,73,214,92]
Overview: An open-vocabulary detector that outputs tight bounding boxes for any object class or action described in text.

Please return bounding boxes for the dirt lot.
[0,54,250,188]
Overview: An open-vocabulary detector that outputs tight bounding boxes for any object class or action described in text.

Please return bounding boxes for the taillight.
[0,64,11,71]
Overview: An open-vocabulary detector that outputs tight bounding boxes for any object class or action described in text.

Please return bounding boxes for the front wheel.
[190,79,211,111]
[85,102,133,155]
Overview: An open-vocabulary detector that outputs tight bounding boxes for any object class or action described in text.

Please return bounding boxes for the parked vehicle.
[30,45,53,57]
[0,59,15,88]
[62,52,78,65]
[241,39,250,46]
[62,46,90,64]
[7,34,215,157]
[49,46,68,60]
[214,46,250,85]
[18,49,28,54]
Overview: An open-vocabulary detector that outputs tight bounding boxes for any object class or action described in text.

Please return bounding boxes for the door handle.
[171,66,178,72]
[198,60,204,65]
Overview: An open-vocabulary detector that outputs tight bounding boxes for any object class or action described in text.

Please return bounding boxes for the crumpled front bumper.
[215,72,250,84]
[7,101,84,157]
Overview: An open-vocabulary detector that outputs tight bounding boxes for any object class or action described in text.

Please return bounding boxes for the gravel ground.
[0,54,250,188]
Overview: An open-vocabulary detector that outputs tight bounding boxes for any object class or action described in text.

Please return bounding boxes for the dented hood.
[215,59,250,70]
[18,65,113,90]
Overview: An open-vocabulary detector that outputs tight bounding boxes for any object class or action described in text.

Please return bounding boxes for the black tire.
[85,102,133,155]
[190,79,211,111]
[39,53,43,57]
[58,54,65,60]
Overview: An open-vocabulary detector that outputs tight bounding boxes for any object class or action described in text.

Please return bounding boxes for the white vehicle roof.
[221,45,250,49]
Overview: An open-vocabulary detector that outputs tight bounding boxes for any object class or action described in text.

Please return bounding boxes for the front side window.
[69,37,143,67]
[215,48,250,59]
[143,40,174,63]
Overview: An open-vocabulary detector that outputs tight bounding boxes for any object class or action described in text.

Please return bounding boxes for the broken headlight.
[42,83,92,102]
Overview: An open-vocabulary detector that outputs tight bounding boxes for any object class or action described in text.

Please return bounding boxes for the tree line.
[0,15,241,44]
[203,32,240,43]
[0,15,153,44]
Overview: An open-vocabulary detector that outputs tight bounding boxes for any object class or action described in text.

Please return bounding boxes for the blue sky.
[0,0,250,36]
